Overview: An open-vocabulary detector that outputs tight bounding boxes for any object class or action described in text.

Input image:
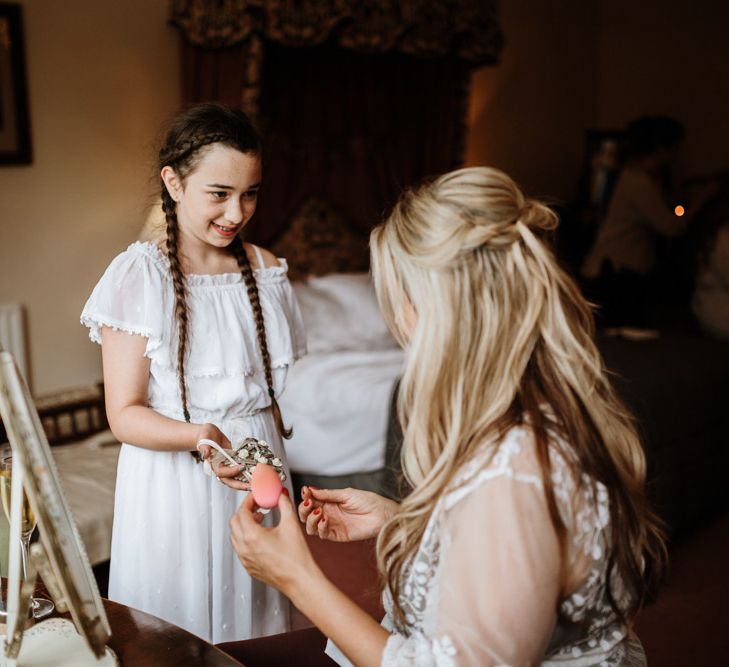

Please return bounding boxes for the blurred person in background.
[582,116,716,327]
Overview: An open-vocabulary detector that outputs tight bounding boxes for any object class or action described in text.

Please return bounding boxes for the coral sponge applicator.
[250,463,283,509]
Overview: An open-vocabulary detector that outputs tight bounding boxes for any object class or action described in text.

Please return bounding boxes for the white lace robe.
[330,426,645,666]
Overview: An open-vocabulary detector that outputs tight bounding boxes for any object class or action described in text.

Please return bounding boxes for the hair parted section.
[370,166,666,628]
[157,103,290,446]
[164,133,234,166]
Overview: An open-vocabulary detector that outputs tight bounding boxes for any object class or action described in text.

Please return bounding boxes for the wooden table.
[100,596,243,666]
[3,580,244,666]
[6,531,382,666]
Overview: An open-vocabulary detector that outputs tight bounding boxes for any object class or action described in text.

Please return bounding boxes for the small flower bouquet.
[202,437,286,483]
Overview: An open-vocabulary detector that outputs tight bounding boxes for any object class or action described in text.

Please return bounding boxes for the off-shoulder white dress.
[329,426,645,666]
[81,241,306,643]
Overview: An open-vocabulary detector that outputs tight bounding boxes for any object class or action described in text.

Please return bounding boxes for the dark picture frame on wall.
[0,2,32,165]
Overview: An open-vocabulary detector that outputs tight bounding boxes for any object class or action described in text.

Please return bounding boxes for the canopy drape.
[169,1,503,243]
[170,0,502,62]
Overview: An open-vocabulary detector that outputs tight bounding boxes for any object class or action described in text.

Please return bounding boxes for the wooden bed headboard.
[0,382,109,447]
[271,198,371,281]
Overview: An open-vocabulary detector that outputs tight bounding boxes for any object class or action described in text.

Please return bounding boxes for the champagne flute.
[0,451,55,619]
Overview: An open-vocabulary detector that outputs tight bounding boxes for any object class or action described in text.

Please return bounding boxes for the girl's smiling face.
[162,143,262,249]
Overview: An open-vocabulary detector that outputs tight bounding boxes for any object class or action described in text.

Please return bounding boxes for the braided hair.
[158,103,291,453]
[230,241,291,439]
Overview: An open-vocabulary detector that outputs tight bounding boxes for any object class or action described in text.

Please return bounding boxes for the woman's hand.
[299,486,398,542]
[195,424,250,491]
[230,492,319,594]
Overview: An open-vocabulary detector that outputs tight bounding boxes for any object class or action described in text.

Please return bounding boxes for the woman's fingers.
[298,496,316,522]
[243,490,259,512]
[306,486,335,502]
[230,493,256,547]
[299,486,343,538]
[317,513,331,539]
[277,491,297,522]
[305,506,324,535]
[298,486,320,520]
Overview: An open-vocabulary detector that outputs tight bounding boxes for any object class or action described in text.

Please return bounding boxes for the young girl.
[81,103,306,643]
[230,167,666,666]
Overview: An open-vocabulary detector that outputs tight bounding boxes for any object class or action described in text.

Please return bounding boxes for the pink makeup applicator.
[250,462,283,509]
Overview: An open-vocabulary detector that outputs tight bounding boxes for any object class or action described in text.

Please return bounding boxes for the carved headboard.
[0,383,109,447]
[271,198,371,281]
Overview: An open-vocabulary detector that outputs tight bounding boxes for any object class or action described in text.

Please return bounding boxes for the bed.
[281,273,404,496]
[0,384,120,580]
[272,199,405,497]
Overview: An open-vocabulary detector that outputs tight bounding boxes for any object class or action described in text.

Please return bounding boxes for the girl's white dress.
[81,241,306,643]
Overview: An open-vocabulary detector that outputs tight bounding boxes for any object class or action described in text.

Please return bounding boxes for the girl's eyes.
[208,190,258,201]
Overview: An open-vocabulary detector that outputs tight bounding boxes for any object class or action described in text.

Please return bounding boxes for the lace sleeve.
[382,455,562,666]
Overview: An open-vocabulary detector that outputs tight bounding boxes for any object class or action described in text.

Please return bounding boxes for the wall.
[465,0,729,199]
[597,0,729,182]
[0,0,179,395]
[464,0,600,202]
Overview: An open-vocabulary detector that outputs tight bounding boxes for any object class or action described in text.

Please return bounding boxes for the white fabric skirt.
[107,411,292,643]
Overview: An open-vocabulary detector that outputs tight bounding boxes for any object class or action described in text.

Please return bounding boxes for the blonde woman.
[230,167,666,666]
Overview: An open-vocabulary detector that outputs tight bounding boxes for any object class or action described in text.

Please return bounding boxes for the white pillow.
[293,273,398,354]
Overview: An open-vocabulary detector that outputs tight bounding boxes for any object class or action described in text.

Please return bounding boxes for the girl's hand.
[230,492,319,594]
[299,486,398,542]
[195,423,232,457]
[195,424,250,491]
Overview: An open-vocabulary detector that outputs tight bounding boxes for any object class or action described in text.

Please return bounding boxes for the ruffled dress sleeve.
[80,242,169,358]
[255,258,308,371]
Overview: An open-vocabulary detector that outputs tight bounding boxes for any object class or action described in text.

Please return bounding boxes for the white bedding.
[52,429,120,566]
[282,349,404,475]
[284,273,404,477]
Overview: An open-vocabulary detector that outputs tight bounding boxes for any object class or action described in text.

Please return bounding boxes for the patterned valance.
[169,0,503,65]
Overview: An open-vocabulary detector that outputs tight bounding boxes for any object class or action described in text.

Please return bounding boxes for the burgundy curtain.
[181,38,263,113]
[246,40,469,243]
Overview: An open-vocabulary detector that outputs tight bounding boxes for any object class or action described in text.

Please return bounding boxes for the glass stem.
[19,533,31,581]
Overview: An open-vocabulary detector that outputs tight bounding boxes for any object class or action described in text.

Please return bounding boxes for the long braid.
[231,240,292,439]
[162,190,193,423]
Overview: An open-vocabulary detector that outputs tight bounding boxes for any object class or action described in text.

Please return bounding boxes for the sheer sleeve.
[382,463,562,666]
[80,242,169,358]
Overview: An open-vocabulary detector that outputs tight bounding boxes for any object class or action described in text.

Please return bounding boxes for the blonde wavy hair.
[371,167,666,626]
